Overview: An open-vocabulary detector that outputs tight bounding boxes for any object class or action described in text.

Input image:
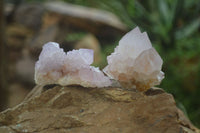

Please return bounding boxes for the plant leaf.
[175,18,200,39]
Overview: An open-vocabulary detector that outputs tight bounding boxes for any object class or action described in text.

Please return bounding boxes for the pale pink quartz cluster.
[35,27,164,90]
[103,27,164,91]
[35,42,111,87]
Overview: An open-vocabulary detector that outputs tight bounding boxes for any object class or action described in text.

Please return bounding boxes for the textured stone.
[0,85,199,133]
[104,27,164,91]
[35,42,111,87]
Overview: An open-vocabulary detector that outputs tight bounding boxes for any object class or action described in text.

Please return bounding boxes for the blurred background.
[0,0,200,128]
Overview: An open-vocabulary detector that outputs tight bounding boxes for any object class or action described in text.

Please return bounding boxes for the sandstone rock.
[0,85,199,133]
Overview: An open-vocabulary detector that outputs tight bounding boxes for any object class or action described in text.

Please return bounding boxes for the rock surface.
[0,85,199,133]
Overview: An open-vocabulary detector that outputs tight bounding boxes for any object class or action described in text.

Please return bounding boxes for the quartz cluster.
[35,42,111,87]
[35,27,164,90]
[103,27,164,91]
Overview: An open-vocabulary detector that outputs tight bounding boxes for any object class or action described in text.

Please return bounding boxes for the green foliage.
[65,32,86,42]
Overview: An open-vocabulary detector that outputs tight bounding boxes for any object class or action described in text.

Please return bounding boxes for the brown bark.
[0,0,8,111]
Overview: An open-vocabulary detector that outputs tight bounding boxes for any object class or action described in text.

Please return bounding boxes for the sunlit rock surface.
[35,42,111,87]
[1,85,199,133]
[103,27,164,91]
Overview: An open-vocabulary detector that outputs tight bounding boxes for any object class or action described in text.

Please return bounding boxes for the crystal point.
[103,27,164,91]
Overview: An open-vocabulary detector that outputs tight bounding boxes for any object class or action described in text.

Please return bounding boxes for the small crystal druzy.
[103,27,164,91]
[35,42,111,87]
